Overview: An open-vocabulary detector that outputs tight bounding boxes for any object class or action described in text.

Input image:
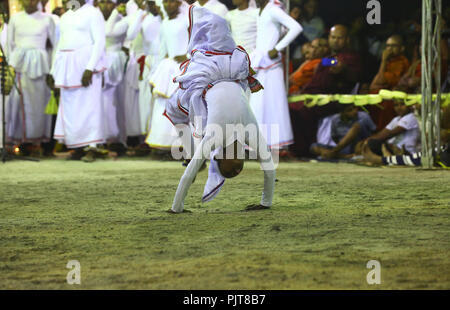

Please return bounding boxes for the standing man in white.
[193,0,228,16]
[6,0,55,156]
[50,0,107,161]
[249,0,302,149]
[123,0,146,147]
[127,0,162,140]
[165,6,275,213]
[146,0,188,150]
[226,0,258,55]
[101,0,129,149]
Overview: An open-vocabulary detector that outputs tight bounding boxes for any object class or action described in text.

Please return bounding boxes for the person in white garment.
[226,0,258,55]
[193,0,228,16]
[165,6,275,213]
[0,8,8,57]
[122,0,148,150]
[50,0,107,162]
[6,0,55,156]
[146,0,188,151]
[0,11,13,152]
[249,0,302,149]
[0,10,9,152]
[126,0,162,145]
[99,0,128,154]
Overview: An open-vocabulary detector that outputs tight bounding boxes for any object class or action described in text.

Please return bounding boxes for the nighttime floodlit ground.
[0,157,449,289]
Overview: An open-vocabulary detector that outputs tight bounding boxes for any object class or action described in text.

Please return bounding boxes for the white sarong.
[123,54,141,137]
[146,57,182,149]
[6,47,52,144]
[103,49,127,144]
[249,52,293,149]
[52,45,106,148]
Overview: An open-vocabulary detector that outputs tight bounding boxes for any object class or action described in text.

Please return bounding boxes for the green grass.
[0,158,449,289]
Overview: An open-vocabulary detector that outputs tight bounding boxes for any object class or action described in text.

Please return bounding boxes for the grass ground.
[0,158,449,289]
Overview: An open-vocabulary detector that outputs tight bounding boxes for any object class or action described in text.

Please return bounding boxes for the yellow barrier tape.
[288,90,450,108]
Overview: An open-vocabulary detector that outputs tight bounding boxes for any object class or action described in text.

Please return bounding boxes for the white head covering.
[202,148,225,203]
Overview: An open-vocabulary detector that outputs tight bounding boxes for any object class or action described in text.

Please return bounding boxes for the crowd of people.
[0,0,449,166]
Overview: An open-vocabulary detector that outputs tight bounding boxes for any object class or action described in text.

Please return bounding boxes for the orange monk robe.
[381,55,410,89]
[289,58,322,95]
[370,55,411,131]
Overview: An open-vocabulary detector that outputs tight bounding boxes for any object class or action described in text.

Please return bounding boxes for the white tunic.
[1,23,8,57]
[105,9,129,85]
[386,113,421,154]
[252,2,302,68]
[150,14,189,97]
[51,3,106,87]
[226,7,258,54]
[194,0,229,16]
[158,14,189,60]
[7,11,55,78]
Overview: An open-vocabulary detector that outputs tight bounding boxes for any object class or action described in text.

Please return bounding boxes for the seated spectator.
[289,0,325,63]
[395,39,448,93]
[310,104,376,159]
[369,35,410,131]
[289,38,329,95]
[370,35,410,92]
[362,142,450,169]
[365,100,420,156]
[395,58,421,94]
[301,24,362,94]
[299,0,325,42]
[362,106,450,168]
[288,24,363,158]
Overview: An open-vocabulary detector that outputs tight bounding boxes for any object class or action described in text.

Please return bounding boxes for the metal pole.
[421,0,442,169]
[434,0,442,153]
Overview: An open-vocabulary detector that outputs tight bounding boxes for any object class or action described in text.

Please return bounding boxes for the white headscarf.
[202,148,225,203]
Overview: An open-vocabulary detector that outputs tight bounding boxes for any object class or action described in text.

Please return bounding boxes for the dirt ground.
[0,158,449,289]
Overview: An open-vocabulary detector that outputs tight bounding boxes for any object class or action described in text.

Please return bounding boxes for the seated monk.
[288,25,363,158]
[369,35,410,130]
[289,38,329,95]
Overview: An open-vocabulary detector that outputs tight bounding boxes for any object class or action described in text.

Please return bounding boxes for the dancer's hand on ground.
[81,70,93,87]
[244,204,271,211]
[166,208,192,214]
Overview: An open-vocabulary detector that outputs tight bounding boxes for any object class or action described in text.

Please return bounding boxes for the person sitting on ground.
[362,142,450,169]
[289,38,329,95]
[364,100,420,157]
[310,104,376,159]
[369,35,410,130]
